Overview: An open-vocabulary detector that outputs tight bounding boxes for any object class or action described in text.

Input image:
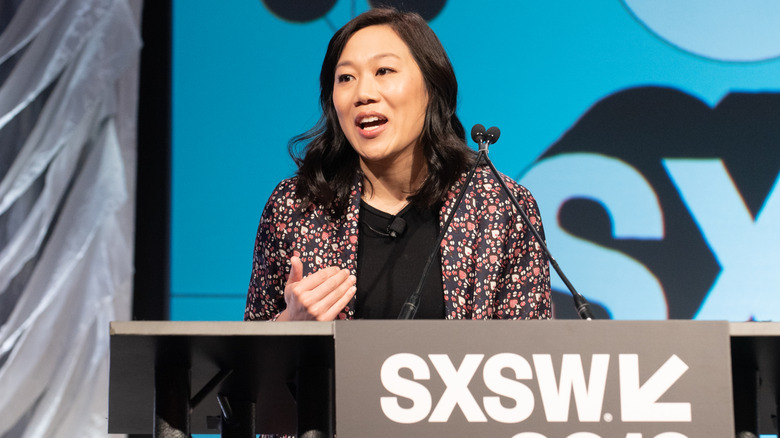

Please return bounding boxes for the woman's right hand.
[276,256,357,321]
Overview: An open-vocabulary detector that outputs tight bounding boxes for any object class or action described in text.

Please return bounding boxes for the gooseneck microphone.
[397,128,487,320]
[485,126,500,146]
[471,124,486,145]
[478,126,594,320]
[398,124,595,320]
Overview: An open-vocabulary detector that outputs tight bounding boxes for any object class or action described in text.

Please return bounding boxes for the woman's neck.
[360,149,426,214]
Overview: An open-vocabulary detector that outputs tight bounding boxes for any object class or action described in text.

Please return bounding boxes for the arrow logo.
[619,354,691,422]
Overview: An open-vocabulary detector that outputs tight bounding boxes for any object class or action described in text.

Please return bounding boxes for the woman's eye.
[337,74,353,83]
[377,67,394,76]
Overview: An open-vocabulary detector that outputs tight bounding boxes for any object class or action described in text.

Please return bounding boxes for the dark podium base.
[109,321,334,437]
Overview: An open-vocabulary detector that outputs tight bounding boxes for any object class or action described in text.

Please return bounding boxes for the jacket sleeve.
[244,180,294,321]
[493,177,552,319]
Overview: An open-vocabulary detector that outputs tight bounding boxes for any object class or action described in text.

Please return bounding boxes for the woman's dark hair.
[289,7,474,214]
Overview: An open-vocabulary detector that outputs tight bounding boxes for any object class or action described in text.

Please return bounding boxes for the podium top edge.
[729,321,780,336]
[109,320,335,336]
[109,320,780,337]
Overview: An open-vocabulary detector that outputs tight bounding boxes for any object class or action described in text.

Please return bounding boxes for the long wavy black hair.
[289,7,475,214]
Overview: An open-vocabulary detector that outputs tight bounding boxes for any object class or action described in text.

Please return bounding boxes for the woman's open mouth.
[355,113,388,137]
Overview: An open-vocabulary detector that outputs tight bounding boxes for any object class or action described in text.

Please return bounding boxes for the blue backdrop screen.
[171,0,780,321]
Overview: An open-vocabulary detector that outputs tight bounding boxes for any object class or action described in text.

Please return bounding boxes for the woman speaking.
[244,8,551,321]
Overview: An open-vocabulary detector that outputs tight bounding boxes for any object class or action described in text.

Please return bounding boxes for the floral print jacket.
[244,166,552,320]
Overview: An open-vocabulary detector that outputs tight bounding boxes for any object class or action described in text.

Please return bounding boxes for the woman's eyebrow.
[336,53,401,69]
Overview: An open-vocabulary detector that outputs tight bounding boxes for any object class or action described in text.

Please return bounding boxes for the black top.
[354,200,445,319]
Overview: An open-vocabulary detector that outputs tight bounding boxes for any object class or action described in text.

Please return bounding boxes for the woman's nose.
[355,78,379,106]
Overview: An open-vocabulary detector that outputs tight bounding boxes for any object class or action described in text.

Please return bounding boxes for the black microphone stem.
[480,155,595,320]
[398,150,487,320]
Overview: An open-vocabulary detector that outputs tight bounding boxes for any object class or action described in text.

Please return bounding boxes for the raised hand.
[276,256,357,321]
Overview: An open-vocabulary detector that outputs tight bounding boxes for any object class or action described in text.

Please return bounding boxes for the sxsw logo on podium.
[334,321,732,437]
[380,352,693,437]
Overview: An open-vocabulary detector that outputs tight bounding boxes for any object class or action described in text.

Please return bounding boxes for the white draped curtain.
[0,0,141,436]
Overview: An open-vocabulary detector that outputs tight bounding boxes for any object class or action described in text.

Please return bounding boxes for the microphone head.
[471,124,486,144]
[486,126,501,144]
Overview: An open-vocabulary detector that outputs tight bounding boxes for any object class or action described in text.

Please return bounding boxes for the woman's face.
[333,25,428,171]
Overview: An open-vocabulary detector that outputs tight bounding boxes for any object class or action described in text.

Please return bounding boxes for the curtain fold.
[0,0,141,436]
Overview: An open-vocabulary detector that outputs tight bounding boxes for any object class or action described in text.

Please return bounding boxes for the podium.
[108,320,779,437]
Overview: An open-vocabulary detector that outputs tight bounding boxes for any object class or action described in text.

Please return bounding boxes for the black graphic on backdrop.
[367,0,447,20]
[261,0,338,23]
[543,87,780,319]
[261,0,447,23]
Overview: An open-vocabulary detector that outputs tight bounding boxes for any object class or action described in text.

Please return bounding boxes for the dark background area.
[133,0,171,321]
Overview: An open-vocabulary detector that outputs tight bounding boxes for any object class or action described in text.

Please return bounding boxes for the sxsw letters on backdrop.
[521,88,780,320]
